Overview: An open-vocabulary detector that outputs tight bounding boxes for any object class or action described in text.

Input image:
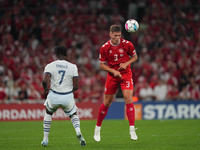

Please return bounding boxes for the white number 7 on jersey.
[58,70,66,85]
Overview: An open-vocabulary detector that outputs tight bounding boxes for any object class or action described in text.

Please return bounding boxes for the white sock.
[71,115,81,135]
[95,125,101,130]
[43,113,52,141]
[130,126,135,130]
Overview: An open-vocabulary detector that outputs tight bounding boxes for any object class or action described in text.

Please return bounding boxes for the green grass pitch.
[0,119,200,150]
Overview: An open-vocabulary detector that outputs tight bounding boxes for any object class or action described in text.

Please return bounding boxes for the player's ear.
[109,32,111,38]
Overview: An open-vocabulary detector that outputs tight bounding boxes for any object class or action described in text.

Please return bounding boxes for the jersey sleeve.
[72,65,79,78]
[127,42,137,56]
[44,64,51,74]
[99,45,106,63]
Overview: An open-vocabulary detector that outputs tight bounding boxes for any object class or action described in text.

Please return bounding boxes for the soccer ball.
[125,19,139,33]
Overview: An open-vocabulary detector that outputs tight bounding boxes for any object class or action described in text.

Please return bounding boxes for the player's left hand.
[44,88,49,95]
[118,63,127,70]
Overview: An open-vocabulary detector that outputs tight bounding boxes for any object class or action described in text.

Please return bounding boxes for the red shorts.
[104,72,134,94]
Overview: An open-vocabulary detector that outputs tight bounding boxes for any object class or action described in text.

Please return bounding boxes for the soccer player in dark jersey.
[94,25,138,141]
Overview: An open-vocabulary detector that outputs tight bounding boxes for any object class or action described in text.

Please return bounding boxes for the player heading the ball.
[94,24,138,142]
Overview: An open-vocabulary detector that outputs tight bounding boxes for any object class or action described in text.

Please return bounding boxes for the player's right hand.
[118,63,128,71]
[113,70,123,79]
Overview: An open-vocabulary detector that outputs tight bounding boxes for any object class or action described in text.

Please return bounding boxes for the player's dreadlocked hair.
[54,46,68,57]
[110,24,121,33]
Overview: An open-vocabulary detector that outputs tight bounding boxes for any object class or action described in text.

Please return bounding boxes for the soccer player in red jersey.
[94,25,138,141]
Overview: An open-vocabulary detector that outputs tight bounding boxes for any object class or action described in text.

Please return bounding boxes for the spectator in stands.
[139,81,154,101]
[9,81,21,100]
[90,82,104,103]
[0,0,199,102]
[179,86,191,100]
[0,81,8,102]
[178,69,190,91]
[166,85,180,101]
[28,84,41,100]
[79,84,91,102]
[153,78,168,101]
[188,77,200,100]
[0,60,5,76]
[18,83,28,101]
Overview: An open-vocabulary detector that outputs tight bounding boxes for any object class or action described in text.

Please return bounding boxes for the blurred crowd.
[0,0,200,103]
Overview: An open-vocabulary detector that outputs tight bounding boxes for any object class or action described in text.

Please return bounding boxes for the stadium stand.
[0,0,199,103]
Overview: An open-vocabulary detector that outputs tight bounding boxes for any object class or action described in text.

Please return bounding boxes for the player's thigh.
[45,91,76,114]
[120,73,134,91]
[61,94,78,117]
[45,91,64,113]
[120,73,134,104]
[44,97,59,113]
[105,75,119,95]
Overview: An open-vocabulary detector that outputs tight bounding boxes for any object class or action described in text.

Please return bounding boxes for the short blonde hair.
[110,24,121,33]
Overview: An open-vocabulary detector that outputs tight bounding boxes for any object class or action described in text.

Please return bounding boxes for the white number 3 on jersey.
[114,54,118,61]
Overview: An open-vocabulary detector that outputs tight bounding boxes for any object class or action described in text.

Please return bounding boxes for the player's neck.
[110,39,120,46]
[58,56,67,61]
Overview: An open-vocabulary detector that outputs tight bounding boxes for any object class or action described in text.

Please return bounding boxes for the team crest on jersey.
[119,48,124,53]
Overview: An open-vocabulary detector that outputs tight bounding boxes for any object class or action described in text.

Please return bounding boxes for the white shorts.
[44,90,77,117]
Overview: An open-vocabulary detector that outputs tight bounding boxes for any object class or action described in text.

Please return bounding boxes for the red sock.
[96,103,109,126]
[126,103,135,126]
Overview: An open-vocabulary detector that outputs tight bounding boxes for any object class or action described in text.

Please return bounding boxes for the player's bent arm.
[125,54,138,66]
[100,62,116,74]
[100,62,122,78]
[42,73,51,94]
[72,77,79,92]
[119,54,138,70]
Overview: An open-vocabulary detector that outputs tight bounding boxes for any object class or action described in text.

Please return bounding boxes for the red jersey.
[99,38,136,75]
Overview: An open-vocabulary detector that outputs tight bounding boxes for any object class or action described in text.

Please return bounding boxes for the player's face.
[110,32,121,45]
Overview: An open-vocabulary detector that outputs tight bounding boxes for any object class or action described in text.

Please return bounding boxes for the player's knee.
[104,101,112,107]
[46,108,53,115]
[124,97,133,104]
[69,112,77,119]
